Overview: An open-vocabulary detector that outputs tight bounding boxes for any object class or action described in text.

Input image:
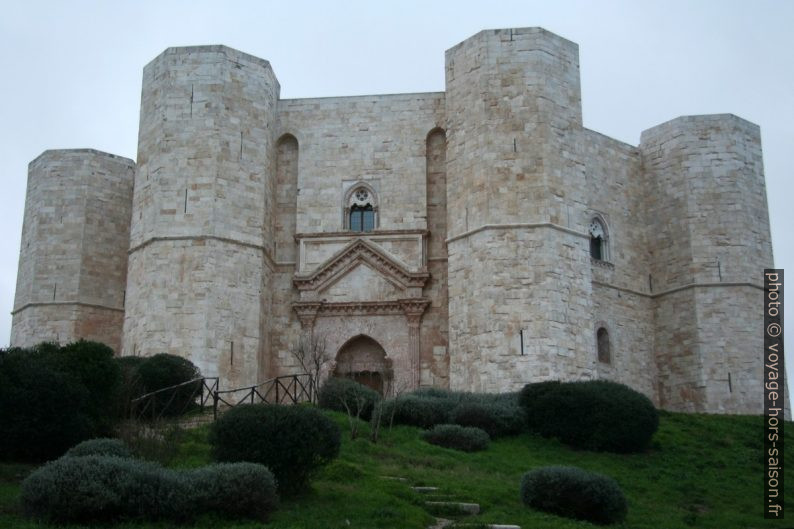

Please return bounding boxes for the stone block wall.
[11,149,134,352]
[640,115,773,412]
[445,28,594,392]
[583,130,657,400]
[10,29,776,415]
[123,46,279,387]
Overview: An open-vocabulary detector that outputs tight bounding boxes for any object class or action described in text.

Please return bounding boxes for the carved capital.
[293,302,323,328]
[399,298,431,327]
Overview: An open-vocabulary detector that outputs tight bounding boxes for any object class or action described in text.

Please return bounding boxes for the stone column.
[400,299,430,388]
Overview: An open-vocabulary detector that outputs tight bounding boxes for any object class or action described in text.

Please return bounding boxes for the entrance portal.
[334,335,390,394]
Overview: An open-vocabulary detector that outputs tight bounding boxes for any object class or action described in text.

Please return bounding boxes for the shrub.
[376,389,525,437]
[519,380,658,453]
[0,347,93,461]
[116,355,146,416]
[449,400,525,438]
[65,438,132,459]
[188,463,278,520]
[318,377,380,420]
[52,340,122,433]
[209,404,340,495]
[20,455,186,523]
[21,455,277,524]
[421,424,490,452]
[520,466,627,525]
[377,395,451,429]
[135,354,202,417]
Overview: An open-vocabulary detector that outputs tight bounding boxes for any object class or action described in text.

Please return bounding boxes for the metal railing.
[212,373,314,419]
[128,374,314,422]
[130,376,219,422]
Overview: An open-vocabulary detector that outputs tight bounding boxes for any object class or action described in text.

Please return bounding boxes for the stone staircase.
[384,477,521,529]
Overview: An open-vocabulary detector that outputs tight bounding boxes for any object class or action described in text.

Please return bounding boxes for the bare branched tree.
[290,331,331,402]
[370,369,410,443]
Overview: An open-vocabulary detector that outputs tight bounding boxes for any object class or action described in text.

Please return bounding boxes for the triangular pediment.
[293,238,429,293]
[319,262,403,302]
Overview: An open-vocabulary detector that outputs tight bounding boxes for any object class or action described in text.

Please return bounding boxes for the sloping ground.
[1,410,792,528]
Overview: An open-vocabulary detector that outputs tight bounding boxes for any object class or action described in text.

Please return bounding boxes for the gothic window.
[350,204,374,232]
[344,184,378,232]
[589,217,609,261]
[597,327,611,363]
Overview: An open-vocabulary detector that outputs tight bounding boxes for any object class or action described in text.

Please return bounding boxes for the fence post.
[213,390,218,420]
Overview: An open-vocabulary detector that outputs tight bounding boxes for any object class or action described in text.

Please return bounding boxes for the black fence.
[129,374,313,422]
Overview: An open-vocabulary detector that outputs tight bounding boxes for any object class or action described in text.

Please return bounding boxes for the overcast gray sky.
[1,0,791,384]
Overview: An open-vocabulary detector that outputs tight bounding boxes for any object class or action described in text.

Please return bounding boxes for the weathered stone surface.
[11,149,134,352]
[10,28,774,415]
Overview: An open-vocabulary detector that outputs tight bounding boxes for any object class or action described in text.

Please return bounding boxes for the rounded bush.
[379,395,451,429]
[318,377,380,420]
[135,354,202,417]
[209,404,341,495]
[422,424,489,452]
[449,400,525,438]
[65,438,132,459]
[0,348,93,461]
[116,356,146,415]
[519,380,658,453]
[188,463,278,520]
[20,455,185,524]
[520,466,627,525]
[53,340,122,432]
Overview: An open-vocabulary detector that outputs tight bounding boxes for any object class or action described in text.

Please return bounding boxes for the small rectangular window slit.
[230,341,234,366]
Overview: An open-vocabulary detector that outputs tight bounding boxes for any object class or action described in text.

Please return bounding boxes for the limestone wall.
[640,115,773,412]
[445,28,594,392]
[277,93,445,234]
[123,46,279,387]
[583,130,657,400]
[11,149,134,352]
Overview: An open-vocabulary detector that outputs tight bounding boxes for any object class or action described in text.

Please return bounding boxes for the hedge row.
[0,342,203,462]
[373,388,525,438]
[21,455,277,524]
[519,380,658,453]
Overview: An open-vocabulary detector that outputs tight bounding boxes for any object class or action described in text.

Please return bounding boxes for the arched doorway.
[334,335,390,394]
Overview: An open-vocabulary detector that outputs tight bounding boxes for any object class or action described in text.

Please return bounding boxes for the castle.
[10,27,774,414]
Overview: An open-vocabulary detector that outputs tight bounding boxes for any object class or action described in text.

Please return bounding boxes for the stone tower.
[11,150,135,352]
[122,46,279,386]
[640,115,773,413]
[9,28,776,416]
[445,28,594,392]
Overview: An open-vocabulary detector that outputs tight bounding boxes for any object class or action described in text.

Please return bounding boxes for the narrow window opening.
[597,327,611,364]
[588,217,608,261]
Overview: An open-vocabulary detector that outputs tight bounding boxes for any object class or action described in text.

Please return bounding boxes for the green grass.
[1,410,792,528]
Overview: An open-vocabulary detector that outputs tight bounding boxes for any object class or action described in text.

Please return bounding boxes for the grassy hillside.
[1,410,791,528]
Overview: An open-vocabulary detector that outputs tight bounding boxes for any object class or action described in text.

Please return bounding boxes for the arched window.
[344,184,378,232]
[596,327,611,363]
[589,217,609,261]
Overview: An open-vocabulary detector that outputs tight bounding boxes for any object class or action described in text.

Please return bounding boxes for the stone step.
[381,476,409,482]
[451,525,520,529]
[425,501,480,515]
[428,518,453,529]
[412,486,440,493]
